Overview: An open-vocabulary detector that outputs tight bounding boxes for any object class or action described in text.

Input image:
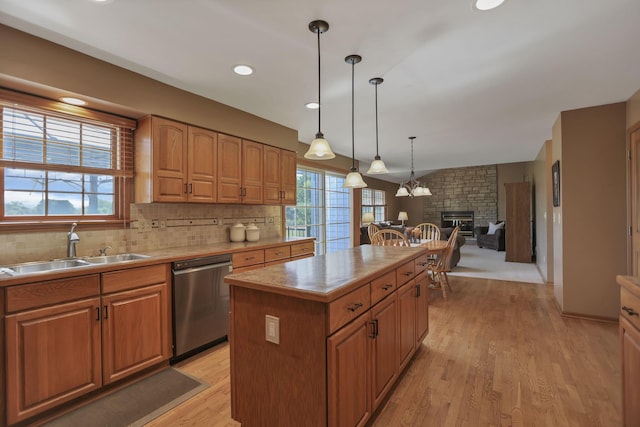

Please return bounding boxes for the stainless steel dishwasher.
[172,254,232,362]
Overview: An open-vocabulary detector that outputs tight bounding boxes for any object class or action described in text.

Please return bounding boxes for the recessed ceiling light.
[233,65,253,76]
[305,102,319,110]
[60,97,87,106]
[473,0,505,11]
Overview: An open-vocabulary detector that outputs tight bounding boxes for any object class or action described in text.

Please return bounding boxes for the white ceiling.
[1,0,640,184]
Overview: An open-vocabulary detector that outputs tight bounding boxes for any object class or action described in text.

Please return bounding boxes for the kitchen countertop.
[0,237,315,287]
[225,245,426,302]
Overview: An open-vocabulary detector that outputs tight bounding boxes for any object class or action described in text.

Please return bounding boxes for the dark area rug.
[45,368,208,427]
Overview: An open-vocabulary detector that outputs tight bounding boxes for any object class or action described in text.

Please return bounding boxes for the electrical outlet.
[211,218,218,225]
[265,315,280,344]
[151,219,160,228]
[160,220,167,229]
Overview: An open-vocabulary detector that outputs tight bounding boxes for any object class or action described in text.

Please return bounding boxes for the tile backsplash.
[0,203,283,265]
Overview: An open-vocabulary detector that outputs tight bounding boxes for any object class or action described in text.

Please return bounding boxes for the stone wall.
[419,165,498,229]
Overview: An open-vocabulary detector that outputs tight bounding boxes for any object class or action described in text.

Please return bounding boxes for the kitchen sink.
[84,253,150,264]
[1,259,91,275]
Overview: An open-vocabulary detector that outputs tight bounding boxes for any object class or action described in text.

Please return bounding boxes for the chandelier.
[395,137,432,197]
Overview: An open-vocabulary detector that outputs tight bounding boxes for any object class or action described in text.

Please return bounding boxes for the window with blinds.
[0,89,135,222]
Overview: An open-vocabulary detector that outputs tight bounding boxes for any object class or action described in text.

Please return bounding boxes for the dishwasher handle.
[172,261,232,276]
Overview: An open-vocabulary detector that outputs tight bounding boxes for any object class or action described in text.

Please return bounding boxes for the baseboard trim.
[560,311,618,324]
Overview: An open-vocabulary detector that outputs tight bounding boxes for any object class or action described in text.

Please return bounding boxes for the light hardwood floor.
[148,277,620,426]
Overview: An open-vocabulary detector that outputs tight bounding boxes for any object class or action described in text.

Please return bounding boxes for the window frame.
[0,89,135,231]
[361,188,387,224]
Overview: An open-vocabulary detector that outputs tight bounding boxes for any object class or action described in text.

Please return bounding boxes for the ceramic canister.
[230,221,246,242]
[245,223,260,242]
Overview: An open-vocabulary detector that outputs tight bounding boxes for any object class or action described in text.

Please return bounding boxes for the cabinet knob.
[622,306,639,316]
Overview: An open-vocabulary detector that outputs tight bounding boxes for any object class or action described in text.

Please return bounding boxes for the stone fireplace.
[441,211,474,237]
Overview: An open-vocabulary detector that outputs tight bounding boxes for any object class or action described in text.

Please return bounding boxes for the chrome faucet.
[98,245,112,256]
[67,222,80,258]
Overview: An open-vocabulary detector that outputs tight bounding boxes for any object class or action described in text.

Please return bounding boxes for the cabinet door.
[327,313,371,427]
[6,298,102,424]
[152,117,188,202]
[263,145,281,204]
[621,317,640,427]
[280,149,297,205]
[415,272,430,344]
[370,294,398,411]
[241,140,264,204]
[102,283,171,385]
[217,133,242,203]
[397,280,417,372]
[188,126,217,202]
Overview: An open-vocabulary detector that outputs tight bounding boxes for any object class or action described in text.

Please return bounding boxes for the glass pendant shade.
[367,157,389,174]
[395,185,410,197]
[344,170,368,188]
[304,20,335,160]
[305,133,335,159]
[395,136,432,197]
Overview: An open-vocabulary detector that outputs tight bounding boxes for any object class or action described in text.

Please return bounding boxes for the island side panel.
[230,285,327,426]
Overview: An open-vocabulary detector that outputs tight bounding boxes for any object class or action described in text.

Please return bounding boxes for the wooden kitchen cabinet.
[101,282,170,384]
[264,146,297,205]
[370,294,398,410]
[415,271,430,344]
[327,312,371,427]
[397,279,417,372]
[618,279,640,427]
[5,275,102,425]
[135,116,217,203]
[217,134,263,204]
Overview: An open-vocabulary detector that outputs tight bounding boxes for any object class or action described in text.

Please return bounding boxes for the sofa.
[360,223,465,267]
[475,223,505,251]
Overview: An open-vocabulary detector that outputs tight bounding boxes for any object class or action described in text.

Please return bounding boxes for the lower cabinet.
[370,294,398,410]
[4,264,171,425]
[415,271,430,344]
[397,279,417,372]
[621,315,640,426]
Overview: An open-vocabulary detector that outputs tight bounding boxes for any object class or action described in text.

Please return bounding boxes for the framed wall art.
[552,160,560,207]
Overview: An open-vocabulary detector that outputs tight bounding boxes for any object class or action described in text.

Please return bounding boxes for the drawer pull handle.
[275,252,283,256]
[347,302,363,312]
[418,261,428,267]
[404,271,413,277]
[622,306,639,316]
[382,284,393,291]
[246,256,255,261]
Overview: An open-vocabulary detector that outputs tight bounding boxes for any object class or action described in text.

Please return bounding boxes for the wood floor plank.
[146,276,620,426]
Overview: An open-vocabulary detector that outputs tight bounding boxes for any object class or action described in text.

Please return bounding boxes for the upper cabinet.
[135,116,296,205]
[264,146,297,205]
[135,116,217,203]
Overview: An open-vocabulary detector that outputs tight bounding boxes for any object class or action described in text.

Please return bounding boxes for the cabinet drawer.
[371,271,397,306]
[265,245,291,262]
[233,250,265,268]
[414,253,430,274]
[102,264,168,294]
[6,274,100,313]
[291,241,314,257]
[327,284,371,334]
[621,288,640,330]
[396,260,416,286]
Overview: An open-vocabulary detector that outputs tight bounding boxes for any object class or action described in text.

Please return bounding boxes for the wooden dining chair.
[428,226,459,299]
[370,229,411,247]
[412,222,441,241]
[367,223,381,243]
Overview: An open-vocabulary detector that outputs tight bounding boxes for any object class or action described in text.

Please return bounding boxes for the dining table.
[411,239,448,255]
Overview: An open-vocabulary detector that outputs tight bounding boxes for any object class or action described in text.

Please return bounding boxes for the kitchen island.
[225,245,431,427]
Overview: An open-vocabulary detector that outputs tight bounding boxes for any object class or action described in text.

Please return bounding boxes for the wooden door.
[281,149,297,205]
[505,182,532,262]
[5,298,102,424]
[370,294,398,411]
[187,126,217,203]
[217,133,242,203]
[620,317,640,426]
[415,271,430,344]
[152,117,188,202]
[327,313,371,427]
[263,145,281,204]
[101,283,170,385]
[630,125,640,275]
[397,280,417,372]
[241,140,264,204]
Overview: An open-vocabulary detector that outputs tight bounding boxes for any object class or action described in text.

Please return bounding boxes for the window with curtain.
[285,166,352,255]
[361,188,387,223]
[0,90,135,223]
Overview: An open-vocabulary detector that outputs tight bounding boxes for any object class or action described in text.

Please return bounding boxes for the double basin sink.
[1,253,149,277]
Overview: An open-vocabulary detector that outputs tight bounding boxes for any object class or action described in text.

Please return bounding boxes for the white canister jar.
[245,223,260,242]
[230,222,246,242]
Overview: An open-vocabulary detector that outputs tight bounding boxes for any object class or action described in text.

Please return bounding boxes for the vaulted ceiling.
[2,0,639,183]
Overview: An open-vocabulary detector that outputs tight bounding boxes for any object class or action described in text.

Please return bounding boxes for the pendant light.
[304,20,336,160]
[366,77,389,174]
[395,136,432,197]
[343,54,367,189]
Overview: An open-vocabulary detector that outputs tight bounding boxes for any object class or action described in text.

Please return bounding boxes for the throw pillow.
[487,221,504,235]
